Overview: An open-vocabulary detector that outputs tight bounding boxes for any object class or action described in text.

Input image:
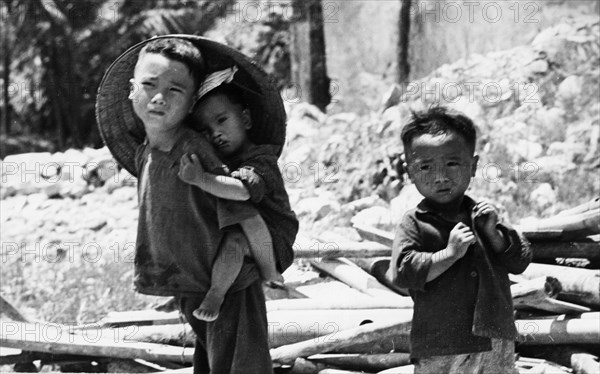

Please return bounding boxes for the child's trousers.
[180,281,273,374]
[414,339,518,374]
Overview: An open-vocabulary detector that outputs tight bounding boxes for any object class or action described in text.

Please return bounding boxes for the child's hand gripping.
[473,200,508,253]
[447,222,476,260]
[178,153,205,185]
[473,200,500,237]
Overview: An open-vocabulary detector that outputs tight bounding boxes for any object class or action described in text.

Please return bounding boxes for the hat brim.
[96,35,286,177]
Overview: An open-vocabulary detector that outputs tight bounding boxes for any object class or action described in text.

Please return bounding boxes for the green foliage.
[2,0,235,150]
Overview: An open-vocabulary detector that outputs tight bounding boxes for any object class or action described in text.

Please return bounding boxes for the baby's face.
[406,131,478,205]
[194,93,252,157]
[129,53,196,133]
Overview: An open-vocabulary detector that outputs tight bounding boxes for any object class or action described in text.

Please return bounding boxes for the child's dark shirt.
[134,127,260,296]
[387,196,531,358]
[226,144,299,273]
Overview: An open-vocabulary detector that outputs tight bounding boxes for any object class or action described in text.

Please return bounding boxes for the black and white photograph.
[1,1,599,373]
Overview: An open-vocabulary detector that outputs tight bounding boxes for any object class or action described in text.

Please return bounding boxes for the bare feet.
[265,273,285,289]
[193,291,224,322]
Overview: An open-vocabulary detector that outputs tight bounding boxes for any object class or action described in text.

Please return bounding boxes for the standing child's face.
[129,53,196,133]
[406,131,478,205]
[194,93,252,157]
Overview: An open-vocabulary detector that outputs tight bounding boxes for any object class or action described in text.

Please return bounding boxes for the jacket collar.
[415,195,477,218]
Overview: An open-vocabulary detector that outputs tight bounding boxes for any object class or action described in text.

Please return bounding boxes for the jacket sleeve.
[493,223,532,274]
[386,213,432,292]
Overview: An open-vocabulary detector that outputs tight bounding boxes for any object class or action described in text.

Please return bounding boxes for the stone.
[380,84,402,112]
[295,197,340,220]
[557,75,583,101]
[391,184,423,225]
[343,194,388,212]
[529,183,557,211]
[526,59,549,75]
[350,206,394,231]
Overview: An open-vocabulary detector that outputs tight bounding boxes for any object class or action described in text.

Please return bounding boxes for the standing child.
[179,77,299,322]
[97,36,286,374]
[386,107,531,374]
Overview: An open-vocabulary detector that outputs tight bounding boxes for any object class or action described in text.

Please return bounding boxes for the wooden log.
[511,276,561,301]
[83,309,415,350]
[352,224,394,248]
[530,240,600,261]
[517,209,600,238]
[98,310,180,328]
[307,353,411,372]
[517,346,600,374]
[556,197,600,217]
[521,263,600,307]
[266,297,413,311]
[378,365,414,374]
[531,298,592,314]
[515,356,571,374]
[516,312,600,345]
[268,309,413,349]
[510,276,590,313]
[0,295,31,322]
[571,352,600,374]
[0,321,194,362]
[270,318,412,365]
[310,258,403,300]
[294,241,390,259]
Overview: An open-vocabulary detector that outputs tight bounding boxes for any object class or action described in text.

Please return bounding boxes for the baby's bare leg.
[193,230,247,322]
[239,215,283,285]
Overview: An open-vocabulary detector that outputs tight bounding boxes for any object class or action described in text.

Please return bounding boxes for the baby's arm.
[179,153,250,201]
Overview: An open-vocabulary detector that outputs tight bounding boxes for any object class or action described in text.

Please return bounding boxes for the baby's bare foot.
[193,292,224,322]
[265,273,285,289]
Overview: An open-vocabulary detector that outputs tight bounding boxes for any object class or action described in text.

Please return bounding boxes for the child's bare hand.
[447,222,475,259]
[178,153,204,185]
[473,200,500,235]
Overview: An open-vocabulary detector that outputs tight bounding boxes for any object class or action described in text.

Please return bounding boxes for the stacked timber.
[1,198,598,373]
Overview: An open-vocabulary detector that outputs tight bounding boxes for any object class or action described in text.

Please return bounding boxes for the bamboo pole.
[556,197,600,217]
[310,258,403,299]
[307,353,411,372]
[352,257,408,296]
[0,321,194,362]
[270,318,412,365]
[530,240,600,261]
[294,241,390,259]
[517,209,600,237]
[516,313,600,345]
[266,297,413,311]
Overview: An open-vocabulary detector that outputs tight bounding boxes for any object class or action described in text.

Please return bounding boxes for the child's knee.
[222,229,250,257]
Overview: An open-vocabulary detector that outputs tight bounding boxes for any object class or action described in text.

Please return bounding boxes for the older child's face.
[129,53,196,133]
[194,93,252,157]
[406,131,478,205]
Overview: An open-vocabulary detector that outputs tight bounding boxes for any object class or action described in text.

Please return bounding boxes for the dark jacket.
[386,196,532,358]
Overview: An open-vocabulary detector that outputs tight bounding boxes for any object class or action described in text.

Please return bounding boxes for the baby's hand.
[178,153,205,185]
[473,200,500,236]
[447,222,475,259]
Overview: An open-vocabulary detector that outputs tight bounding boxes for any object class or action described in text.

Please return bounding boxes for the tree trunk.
[291,0,331,112]
[1,0,12,134]
[397,0,412,84]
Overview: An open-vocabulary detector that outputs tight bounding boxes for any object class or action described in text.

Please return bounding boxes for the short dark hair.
[401,106,477,154]
[138,38,205,89]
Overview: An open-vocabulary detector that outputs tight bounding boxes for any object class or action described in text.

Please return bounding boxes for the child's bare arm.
[179,153,250,201]
[426,222,475,282]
